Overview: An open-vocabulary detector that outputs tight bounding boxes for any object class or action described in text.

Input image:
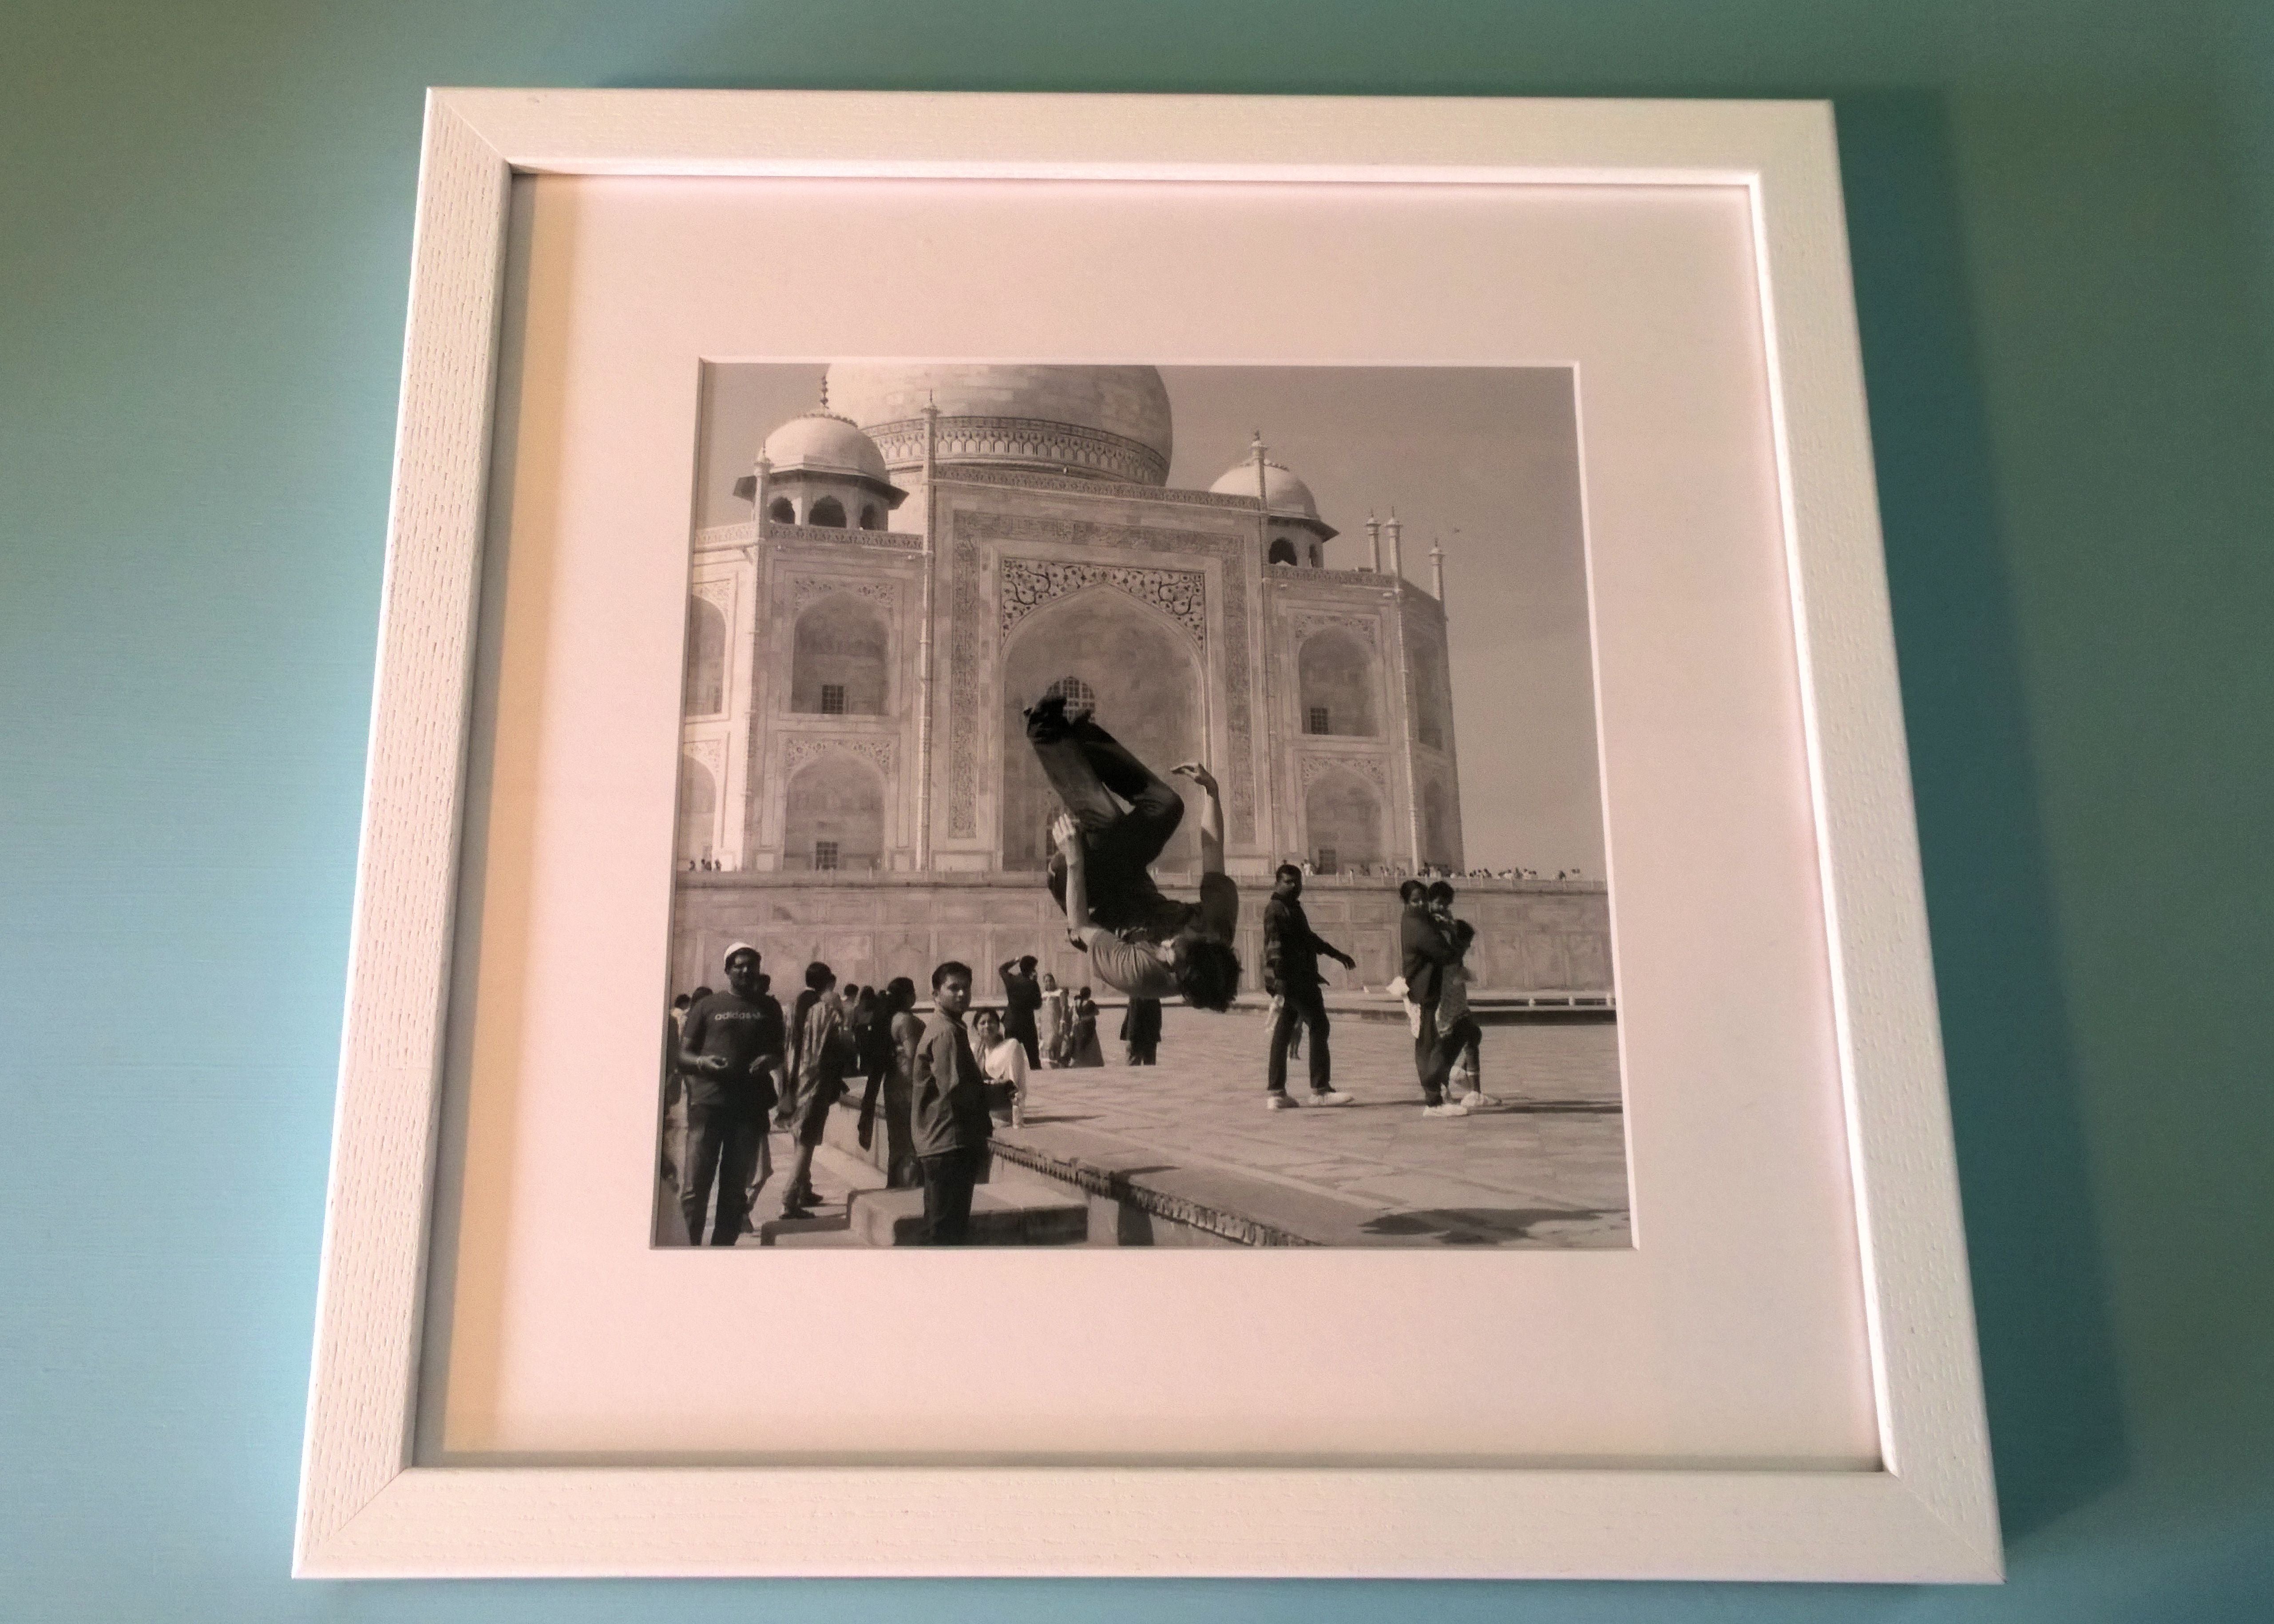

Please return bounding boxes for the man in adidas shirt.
[675,944,783,1245]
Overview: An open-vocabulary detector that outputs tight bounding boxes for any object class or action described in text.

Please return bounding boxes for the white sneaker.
[1422,1102,1470,1118]
[1466,1092,1501,1108]
[1309,1090,1355,1107]
[1267,1092,1299,1111]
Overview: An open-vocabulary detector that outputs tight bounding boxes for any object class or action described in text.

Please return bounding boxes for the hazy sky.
[698,364,1603,875]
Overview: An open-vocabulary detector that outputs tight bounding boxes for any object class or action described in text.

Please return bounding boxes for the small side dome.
[1211,455,1337,541]
[761,411,892,482]
[1211,457,1323,516]
[734,407,907,512]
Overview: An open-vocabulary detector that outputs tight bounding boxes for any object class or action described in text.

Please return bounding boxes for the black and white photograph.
[657,363,1627,1249]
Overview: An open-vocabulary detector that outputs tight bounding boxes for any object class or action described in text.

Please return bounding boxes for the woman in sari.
[1066,987,1106,1068]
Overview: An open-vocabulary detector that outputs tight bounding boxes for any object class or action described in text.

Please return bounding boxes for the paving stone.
[992,1008,1632,1248]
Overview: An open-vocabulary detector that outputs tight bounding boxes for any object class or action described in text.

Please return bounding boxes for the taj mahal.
[670,363,1610,999]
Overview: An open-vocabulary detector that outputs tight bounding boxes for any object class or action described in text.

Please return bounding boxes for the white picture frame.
[295,87,1998,1583]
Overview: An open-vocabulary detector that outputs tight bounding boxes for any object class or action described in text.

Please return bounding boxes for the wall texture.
[4,1,2270,1619]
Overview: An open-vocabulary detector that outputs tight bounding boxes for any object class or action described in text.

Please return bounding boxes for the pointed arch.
[782,752,885,871]
[685,596,726,716]
[1304,767,1384,872]
[790,593,890,714]
[1422,778,1455,868]
[676,754,717,863]
[1298,627,1379,737]
[998,588,1204,871]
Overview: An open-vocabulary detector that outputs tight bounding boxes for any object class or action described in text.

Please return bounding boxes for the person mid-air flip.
[1025,689,1242,1012]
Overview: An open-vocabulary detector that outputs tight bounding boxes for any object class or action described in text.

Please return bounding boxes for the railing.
[762,521,924,550]
[691,520,927,552]
[1269,562,1400,588]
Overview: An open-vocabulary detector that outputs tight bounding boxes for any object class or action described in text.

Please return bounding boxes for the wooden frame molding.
[296,88,1998,1583]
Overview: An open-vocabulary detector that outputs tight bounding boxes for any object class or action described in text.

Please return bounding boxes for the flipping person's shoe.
[1266,1092,1299,1111]
[1023,692,1073,741]
[1309,1089,1355,1107]
[1421,1101,1470,1118]
[1466,1092,1501,1108]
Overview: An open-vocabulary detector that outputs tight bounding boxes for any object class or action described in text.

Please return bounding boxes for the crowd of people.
[995,957,1152,1069]
[1295,858,1583,883]
[664,951,1028,1247]
[657,944,1168,1250]
[656,691,1506,1248]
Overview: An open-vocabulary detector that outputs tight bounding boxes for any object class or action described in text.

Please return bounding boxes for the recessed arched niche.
[789,594,889,715]
[1304,768,1385,873]
[998,590,1202,871]
[781,753,884,872]
[685,596,726,716]
[1422,778,1454,868]
[1297,628,1378,737]
[676,754,715,864]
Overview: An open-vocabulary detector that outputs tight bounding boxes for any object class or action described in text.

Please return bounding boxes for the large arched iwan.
[998,587,1204,872]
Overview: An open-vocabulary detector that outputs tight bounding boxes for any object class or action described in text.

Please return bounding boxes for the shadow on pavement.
[1362,1206,1620,1245]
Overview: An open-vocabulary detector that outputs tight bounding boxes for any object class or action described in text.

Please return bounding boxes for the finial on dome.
[819,376,829,411]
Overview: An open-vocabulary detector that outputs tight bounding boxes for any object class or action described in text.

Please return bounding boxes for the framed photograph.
[297,88,1998,1582]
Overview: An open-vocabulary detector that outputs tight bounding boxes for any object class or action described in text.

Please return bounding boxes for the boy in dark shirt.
[908,961,1016,1244]
[675,944,784,1245]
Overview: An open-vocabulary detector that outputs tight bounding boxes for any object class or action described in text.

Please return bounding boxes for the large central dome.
[823,363,1173,487]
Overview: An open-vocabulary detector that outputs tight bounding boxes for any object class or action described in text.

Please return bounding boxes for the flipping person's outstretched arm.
[1173,762,1224,875]
[1053,812,1110,953]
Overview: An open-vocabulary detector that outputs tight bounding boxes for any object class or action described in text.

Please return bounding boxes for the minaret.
[1365,513,1382,573]
[1252,430,1271,558]
[915,392,940,870]
[1430,535,1446,600]
[1382,507,1422,865]
[750,454,773,532]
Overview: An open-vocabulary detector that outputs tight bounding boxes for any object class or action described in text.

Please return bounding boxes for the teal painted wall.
[4,1,2269,1617]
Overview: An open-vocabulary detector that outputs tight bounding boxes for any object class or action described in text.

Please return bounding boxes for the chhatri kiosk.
[671,363,1608,998]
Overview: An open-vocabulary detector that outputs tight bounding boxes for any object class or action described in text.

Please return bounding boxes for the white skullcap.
[723,942,759,968]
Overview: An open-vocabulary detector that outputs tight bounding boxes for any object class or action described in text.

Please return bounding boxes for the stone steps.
[845,1170,1088,1247]
[763,1106,1087,1246]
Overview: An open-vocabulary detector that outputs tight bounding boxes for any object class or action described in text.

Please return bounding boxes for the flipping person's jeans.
[1027,704,1186,935]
